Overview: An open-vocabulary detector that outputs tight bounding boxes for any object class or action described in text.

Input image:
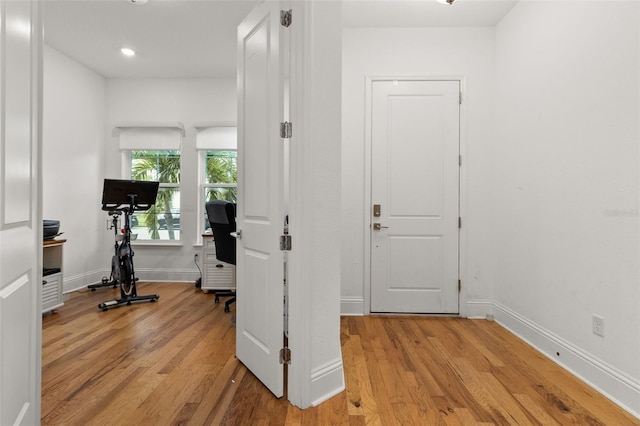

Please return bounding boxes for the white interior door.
[236,1,285,398]
[0,0,42,424]
[370,80,460,314]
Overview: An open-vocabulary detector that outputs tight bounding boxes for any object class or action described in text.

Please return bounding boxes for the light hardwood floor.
[42,282,638,425]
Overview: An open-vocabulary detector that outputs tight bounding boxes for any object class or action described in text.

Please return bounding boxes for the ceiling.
[43,0,517,79]
[43,0,259,78]
[342,0,517,28]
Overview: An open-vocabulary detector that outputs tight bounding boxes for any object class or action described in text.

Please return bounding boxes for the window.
[129,150,181,241]
[203,150,237,233]
[195,125,237,237]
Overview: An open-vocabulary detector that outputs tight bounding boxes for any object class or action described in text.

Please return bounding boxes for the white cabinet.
[201,234,235,292]
[42,273,62,313]
[43,239,65,314]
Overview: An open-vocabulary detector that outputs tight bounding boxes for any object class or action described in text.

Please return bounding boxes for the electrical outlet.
[592,314,605,337]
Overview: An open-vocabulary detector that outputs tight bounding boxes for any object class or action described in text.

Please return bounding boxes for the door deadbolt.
[373,223,389,230]
[373,204,381,217]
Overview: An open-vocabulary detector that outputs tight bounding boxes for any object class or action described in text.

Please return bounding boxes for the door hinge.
[459,92,463,105]
[279,347,291,364]
[280,121,292,139]
[458,280,461,292]
[458,217,462,229]
[280,234,292,251]
[459,155,462,167]
[281,9,292,28]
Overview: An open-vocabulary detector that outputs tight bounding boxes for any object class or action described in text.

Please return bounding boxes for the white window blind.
[195,126,237,150]
[116,123,184,150]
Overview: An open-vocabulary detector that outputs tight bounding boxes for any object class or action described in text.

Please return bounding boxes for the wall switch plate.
[592,314,605,337]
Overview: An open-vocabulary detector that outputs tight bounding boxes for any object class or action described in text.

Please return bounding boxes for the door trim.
[286,0,345,408]
[363,75,469,317]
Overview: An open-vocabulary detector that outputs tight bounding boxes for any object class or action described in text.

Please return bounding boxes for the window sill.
[131,241,184,248]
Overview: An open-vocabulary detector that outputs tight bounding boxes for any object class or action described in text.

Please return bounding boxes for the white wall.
[43,45,107,292]
[341,27,496,315]
[105,78,236,281]
[493,1,639,416]
[342,7,640,416]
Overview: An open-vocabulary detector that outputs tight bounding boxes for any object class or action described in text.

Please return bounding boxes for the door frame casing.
[363,75,469,317]
[285,0,345,408]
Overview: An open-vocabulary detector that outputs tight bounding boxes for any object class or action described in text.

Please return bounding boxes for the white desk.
[201,234,235,292]
[43,239,65,313]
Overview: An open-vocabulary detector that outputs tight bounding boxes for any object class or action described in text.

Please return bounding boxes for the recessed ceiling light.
[126,0,149,4]
[436,0,456,4]
[121,48,136,57]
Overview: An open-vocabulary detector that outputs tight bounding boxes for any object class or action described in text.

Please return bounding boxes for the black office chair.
[205,200,236,312]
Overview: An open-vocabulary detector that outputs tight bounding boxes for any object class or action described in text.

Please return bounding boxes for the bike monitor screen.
[101,179,160,211]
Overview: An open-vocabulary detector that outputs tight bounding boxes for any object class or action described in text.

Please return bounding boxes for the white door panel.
[236,1,285,398]
[0,0,42,424]
[4,0,33,224]
[371,80,459,314]
[242,249,270,350]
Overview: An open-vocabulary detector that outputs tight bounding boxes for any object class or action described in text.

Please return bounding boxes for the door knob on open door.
[373,223,389,230]
[231,230,242,239]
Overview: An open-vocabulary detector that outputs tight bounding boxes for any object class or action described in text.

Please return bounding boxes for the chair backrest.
[205,200,236,265]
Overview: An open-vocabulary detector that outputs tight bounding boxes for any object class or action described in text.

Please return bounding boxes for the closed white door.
[236,1,286,398]
[370,80,460,314]
[0,0,43,424]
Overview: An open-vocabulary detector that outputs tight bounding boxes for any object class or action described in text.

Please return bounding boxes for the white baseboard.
[310,357,345,407]
[464,298,493,319]
[63,270,109,293]
[340,297,365,316]
[343,297,495,318]
[493,301,640,419]
[67,269,201,293]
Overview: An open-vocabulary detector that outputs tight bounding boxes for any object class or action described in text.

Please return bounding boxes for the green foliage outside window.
[203,150,237,232]
[205,150,237,202]
[131,150,180,240]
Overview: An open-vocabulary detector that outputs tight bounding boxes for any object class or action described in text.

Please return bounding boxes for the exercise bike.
[98,179,160,311]
[88,210,122,291]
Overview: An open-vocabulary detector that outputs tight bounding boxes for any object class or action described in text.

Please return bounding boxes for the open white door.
[236,1,286,397]
[0,0,43,424]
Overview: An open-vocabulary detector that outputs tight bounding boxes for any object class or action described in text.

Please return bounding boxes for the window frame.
[195,123,237,245]
[122,150,183,245]
[198,148,238,243]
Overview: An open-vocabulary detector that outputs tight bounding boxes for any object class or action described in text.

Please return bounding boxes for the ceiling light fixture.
[121,47,136,57]
[126,0,149,4]
[437,0,456,4]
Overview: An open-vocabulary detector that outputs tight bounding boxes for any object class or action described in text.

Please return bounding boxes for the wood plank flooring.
[42,282,638,425]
